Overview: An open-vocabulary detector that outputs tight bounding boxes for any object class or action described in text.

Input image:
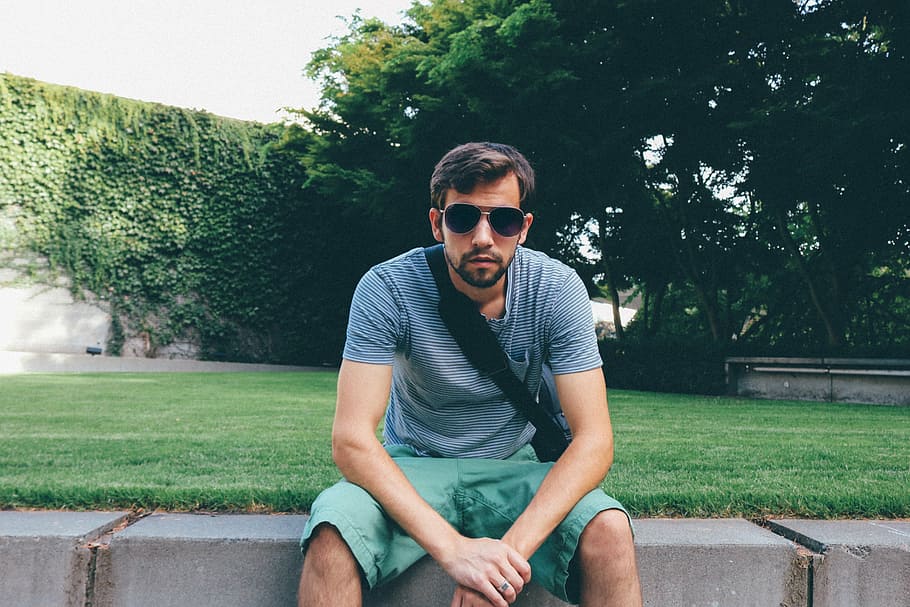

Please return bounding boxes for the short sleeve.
[546,272,602,374]
[342,268,402,365]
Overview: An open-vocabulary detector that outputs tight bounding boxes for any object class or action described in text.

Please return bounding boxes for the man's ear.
[517,212,534,245]
[429,208,444,243]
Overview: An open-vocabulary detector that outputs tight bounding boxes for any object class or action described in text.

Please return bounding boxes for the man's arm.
[501,367,614,558]
[332,359,531,607]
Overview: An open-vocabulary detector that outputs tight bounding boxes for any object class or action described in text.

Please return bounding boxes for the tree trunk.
[688,270,722,341]
[675,221,723,341]
[651,282,666,335]
[597,211,625,340]
[641,289,651,334]
[601,254,625,340]
[774,208,843,347]
[666,172,724,342]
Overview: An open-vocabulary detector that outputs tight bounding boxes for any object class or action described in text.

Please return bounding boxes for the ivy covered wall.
[0,73,330,363]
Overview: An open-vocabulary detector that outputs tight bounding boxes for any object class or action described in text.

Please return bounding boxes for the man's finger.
[507,549,532,584]
[454,584,502,607]
[499,568,525,597]
[494,577,519,603]
[489,582,511,607]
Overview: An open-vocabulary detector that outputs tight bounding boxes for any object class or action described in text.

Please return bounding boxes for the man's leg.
[577,509,642,607]
[298,523,363,607]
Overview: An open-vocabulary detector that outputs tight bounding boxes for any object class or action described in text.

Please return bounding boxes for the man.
[299,142,642,607]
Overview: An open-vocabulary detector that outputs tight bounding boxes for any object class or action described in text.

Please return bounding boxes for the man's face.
[429,173,533,291]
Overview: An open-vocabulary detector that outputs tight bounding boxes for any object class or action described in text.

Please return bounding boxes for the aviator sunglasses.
[441,203,527,237]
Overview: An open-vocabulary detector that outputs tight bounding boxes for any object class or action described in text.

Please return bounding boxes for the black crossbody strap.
[424,245,567,450]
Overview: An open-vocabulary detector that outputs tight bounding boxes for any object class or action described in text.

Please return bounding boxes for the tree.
[737,0,910,347]
[294,0,910,354]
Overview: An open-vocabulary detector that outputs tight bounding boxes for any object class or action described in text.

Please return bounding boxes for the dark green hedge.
[600,336,729,395]
[0,73,321,363]
[600,333,910,396]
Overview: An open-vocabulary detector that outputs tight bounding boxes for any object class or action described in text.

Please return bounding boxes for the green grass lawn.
[1,372,907,518]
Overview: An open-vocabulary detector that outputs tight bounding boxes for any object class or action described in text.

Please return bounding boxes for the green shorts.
[300,444,630,604]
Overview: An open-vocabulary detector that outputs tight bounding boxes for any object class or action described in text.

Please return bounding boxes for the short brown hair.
[429,142,535,210]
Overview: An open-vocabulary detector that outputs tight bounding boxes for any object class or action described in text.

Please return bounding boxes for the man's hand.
[440,537,531,607]
[451,585,495,607]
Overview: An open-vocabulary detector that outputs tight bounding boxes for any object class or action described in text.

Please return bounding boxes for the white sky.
[0,0,415,123]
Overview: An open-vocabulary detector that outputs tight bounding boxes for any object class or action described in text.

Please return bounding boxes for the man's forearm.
[502,432,613,558]
[333,435,464,560]
[501,368,616,558]
[331,359,465,562]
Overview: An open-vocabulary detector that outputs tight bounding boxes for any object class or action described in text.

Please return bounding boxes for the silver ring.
[498,580,510,593]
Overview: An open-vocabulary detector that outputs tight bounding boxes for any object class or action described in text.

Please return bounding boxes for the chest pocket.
[505,348,531,383]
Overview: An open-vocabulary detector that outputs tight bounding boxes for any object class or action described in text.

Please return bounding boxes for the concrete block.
[737,369,833,402]
[831,374,910,406]
[726,357,910,405]
[93,513,309,607]
[634,519,808,607]
[0,510,128,607]
[363,519,810,606]
[769,519,910,607]
[364,555,569,606]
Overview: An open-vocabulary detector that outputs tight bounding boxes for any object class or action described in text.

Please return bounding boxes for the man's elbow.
[330,427,375,472]
[575,430,614,476]
[596,438,614,476]
[602,443,615,475]
[330,435,346,469]
[330,430,355,469]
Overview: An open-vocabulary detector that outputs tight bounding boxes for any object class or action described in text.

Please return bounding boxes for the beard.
[444,246,514,289]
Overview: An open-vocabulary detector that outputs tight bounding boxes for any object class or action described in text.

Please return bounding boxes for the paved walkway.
[0,349,329,374]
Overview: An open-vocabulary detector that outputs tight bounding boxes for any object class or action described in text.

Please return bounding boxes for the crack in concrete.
[79,511,152,607]
[82,544,100,607]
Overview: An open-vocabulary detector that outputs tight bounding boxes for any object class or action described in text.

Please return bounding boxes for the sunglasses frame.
[441,203,527,237]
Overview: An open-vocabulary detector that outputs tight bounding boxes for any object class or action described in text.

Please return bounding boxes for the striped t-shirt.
[343,245,602,459]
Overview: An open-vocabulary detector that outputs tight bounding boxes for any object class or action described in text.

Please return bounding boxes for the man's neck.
[449,270,508,320]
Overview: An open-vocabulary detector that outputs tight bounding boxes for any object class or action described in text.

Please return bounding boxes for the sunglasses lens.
[443,204,525,236]
[489,207,525,237]
[443,204,481,233]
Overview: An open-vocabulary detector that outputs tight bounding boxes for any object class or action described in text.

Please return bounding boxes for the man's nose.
[471,214,496,246]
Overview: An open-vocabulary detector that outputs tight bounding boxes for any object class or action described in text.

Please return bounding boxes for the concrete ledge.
[364,555,568,606]
[0,511,128,607]
[368,519,806,607]
[769,519,910,607]
[725,357,910,405]
[93,513,309,607]
[635,519,808,607]
[4,512,908,606]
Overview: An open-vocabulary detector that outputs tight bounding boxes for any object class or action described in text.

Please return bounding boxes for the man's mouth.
[467,253,500,264]
[469,258,497,267]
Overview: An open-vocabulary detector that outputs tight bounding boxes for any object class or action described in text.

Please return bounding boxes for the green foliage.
[295,0,910,365]
[600,335,728,395]
[0,73,332,363]
[5,0,908,374]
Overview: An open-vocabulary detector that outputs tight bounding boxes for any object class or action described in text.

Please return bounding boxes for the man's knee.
[300,524,364,607]
[302,523,360,577]
[306,523,348,554]
[578,509,635,561]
